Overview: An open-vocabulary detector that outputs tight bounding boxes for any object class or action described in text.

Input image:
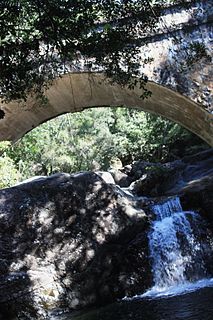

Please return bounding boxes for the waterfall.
[143,197,213,297]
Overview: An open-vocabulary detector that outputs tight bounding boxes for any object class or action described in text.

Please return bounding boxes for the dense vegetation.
[0,107,208,188]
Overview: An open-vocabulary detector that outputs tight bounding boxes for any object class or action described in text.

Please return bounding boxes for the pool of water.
[56,286,213,320]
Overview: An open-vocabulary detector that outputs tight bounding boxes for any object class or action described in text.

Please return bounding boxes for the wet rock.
[109,169,132,187]
[95,171,115,184]
[0,172,151,319]
[129,149,213,197]
[181,175,213,225]
[128,149,213,224]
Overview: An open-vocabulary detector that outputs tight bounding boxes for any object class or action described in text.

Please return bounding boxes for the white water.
[124,197,213,300]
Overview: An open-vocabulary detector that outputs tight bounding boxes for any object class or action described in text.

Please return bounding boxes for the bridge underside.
[0,72,212,145]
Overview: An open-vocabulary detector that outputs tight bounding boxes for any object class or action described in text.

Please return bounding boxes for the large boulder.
[129,149,213,222]
[0,172,151,319]
[180,175,213,225]
[129,149,212,193]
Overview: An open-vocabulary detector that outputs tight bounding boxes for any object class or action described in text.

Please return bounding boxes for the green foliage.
[0,142,20,188]
[139,113,208,161]
[4,107,208,184]
[0,154,21,188]
[0,141,11,154]
[0,0,193,102]
[0,0,160,101]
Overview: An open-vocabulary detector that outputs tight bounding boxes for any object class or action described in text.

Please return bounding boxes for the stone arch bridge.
[0,0,212,145]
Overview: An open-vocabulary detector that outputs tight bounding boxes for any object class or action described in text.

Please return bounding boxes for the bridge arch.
[0,72,212,145]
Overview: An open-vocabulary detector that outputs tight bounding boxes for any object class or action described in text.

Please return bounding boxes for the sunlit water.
[140,197,213,298]
[54,197,213,320]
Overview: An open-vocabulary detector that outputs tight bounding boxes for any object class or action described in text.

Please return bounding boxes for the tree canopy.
[0,0,193,103]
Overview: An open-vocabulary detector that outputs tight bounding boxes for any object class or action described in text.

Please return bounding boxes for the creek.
[56,197,213,320]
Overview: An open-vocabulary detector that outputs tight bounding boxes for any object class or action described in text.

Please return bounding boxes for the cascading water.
[142,196,213,297]
[57,196,213,320]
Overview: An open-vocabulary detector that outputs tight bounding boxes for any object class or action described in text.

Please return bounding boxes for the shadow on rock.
[0,172,151,319]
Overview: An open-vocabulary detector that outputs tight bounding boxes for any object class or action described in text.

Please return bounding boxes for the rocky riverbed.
[0,149,212,319]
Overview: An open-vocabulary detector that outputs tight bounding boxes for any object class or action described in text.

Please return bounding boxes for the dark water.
[58,287,213,320]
